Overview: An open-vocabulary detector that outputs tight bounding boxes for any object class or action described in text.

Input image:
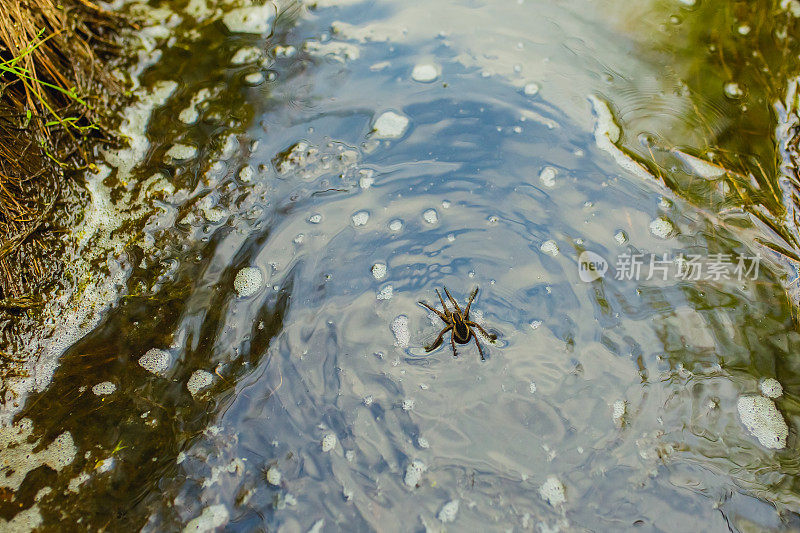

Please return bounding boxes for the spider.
[418,286,498,360]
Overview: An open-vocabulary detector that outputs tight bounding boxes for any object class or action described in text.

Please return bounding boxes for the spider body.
[418,286,498,360]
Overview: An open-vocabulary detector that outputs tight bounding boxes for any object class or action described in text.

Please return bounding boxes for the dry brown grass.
[0,0,127,303]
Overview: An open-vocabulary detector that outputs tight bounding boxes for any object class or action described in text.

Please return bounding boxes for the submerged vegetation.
[0,0,126,311]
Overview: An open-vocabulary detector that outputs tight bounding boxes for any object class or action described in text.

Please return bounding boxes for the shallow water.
[5,0,800,530]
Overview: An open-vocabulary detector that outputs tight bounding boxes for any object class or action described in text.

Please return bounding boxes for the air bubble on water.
[423,209,439,224]
[308,214,322,224]
[529,381,537,394]
[442,200,451,208]
[372,263,387,280]
[411,63,439,82]
[540,240,559,256]
[389,219,403,231]
[402,398,415,411]
[234,267,263,297]
[391,315,410,347]
[447,234,455,242]
[530,320,542,330]
[523,82,540,96]
[724,81,744,98]
[352,211,370,226]
[418,437,429,448]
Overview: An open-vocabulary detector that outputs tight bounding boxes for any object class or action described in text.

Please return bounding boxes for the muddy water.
[5,0,800,530]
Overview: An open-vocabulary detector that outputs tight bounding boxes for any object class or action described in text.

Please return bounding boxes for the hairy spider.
[418,286,498,360]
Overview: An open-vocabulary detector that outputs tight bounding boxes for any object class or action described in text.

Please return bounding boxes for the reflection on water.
[5,0,800,530]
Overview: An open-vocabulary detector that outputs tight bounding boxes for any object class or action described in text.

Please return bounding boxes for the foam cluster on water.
[737,395,788,449]
[321,433,337,452]
[0,419,76,491]
[404,460,427,487]
[183,504,229,533]
[187,370,214,397]
[539,476,566,506]
[412,63,439,82]
[392,315,410,347]
[760,378,783,398]
[372,111,409,139]
[234,267,264,297]
[92,381,117,396]
[139,348,171,375]
[438,500,459,523]
[222,4,275,34]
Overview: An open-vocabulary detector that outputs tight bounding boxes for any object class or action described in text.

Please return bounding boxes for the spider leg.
[425,325,451,352]
[472,334,486,361]
[450,331,458,358]
[418,300,449,323]
[443,286,463,314]
[464,287,478,319]
[466,321,497,341]
[435,289,451,316]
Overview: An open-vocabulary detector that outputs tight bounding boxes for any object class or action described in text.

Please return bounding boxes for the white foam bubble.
[0,419,76,491]
[222,4,274,34]
[234,267,263,297]
[529,381,537,394]
[412,63,439,82]
[266,466,282,486]
[92,381,116,396]
[187,370,213,397]
[612,400,626,425]
[183,504,229,533]
[389,219,403,231]
[165,143,197,161]
[321,433,337,452]
[530,320,542,330]
[377,285,394,300]
[438,500,460,523]
[404,460,427,487]
[309,214,323,224]
[423,209,438,224]
[649,216,674,239]
[539,166,557,187]
[523,82,540,96]
[760,378,783,399]
[230,46,262,65]
[372,263,387,280]
[391,315,410,347]
[139,348,171,375]
[539,476,566,506]
[540,240,559,256]
[737,395,788,449]
[352,211,370,226]
[373,111,409,139]
[724,81,744,98]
